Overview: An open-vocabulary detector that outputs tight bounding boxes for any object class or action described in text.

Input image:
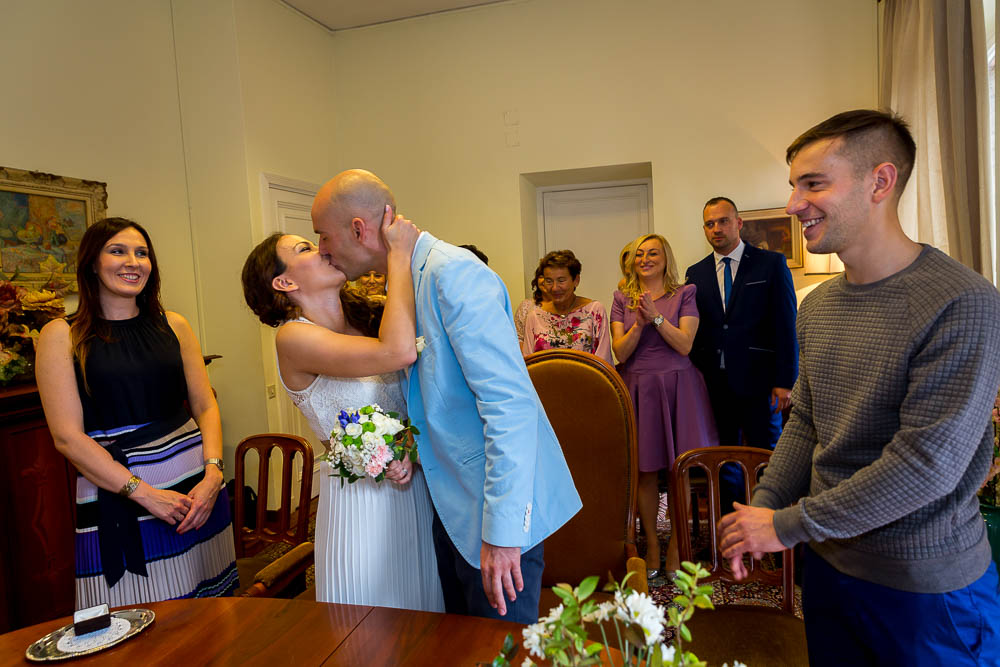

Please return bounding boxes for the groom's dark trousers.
[432,510,544,624]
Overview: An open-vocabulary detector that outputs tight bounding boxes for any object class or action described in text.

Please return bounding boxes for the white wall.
[1,0,199,324]
[3,0,879,463]
[330,0,878,297]
[172,0,339,462]
[3,0,338,469]
[171,0,267,463]
[233,0,339,433]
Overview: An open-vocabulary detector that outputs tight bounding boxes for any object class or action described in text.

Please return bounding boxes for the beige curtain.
[880,0,993,277]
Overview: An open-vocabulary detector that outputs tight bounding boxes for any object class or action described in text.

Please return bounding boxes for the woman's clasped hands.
[636,291,661,326]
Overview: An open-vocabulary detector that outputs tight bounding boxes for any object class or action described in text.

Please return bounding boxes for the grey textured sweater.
[752,246,1000,593]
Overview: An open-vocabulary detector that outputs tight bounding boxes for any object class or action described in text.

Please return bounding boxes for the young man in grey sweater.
[718,109,1000,665]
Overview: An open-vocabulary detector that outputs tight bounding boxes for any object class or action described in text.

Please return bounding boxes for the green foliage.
[500,561,723,667]
[666,562,714,665]
[479,633,520,667]
[0,351,29,384]
[980,390,1000,506]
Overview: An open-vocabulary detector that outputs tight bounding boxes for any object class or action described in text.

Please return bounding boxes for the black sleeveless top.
[74,313,188,433]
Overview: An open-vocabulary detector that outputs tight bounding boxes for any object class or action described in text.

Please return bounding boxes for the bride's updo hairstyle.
[241,232,383,336]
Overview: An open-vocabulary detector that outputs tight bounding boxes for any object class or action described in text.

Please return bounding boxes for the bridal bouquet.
[320,404,419,485]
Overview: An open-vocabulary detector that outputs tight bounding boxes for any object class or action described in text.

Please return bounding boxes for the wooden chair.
[668,446,807,666]
[233,433,315,597]
[524,349,647,617]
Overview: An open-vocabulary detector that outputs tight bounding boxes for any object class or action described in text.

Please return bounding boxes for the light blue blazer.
[405,233,582,568]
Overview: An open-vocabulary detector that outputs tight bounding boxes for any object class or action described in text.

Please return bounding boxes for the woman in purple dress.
[610,233,718,578]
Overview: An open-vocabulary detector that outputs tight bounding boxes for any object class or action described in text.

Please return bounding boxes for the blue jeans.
[431,509,544,625]
[802,547,1000,666]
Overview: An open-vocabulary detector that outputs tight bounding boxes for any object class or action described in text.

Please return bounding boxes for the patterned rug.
[253,493,801,623]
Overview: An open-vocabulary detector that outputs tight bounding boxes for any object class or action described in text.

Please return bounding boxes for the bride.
[241,206,444,612]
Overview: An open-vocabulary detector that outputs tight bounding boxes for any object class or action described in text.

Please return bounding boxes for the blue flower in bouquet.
[336,410,361,429]
[322,404,420,485]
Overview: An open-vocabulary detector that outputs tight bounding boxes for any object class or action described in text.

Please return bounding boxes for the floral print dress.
[520,300,613,365]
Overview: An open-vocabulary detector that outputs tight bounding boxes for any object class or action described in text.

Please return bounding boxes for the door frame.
[257,172,323,500]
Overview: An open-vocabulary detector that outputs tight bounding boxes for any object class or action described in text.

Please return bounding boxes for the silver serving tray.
[25,609,155,662]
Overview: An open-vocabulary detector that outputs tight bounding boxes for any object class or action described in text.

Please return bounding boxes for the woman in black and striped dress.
[36,217,237,606]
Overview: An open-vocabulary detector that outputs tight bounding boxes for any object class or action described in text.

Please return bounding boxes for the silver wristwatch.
[204,458,224,472]
[652,314,664,328]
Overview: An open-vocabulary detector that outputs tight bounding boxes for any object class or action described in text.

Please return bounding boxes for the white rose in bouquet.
[369,411,390,432]
[349,450,368,477]
[384,416,405,435]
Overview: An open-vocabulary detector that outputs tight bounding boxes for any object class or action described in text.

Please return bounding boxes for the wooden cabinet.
[0,383,76,633]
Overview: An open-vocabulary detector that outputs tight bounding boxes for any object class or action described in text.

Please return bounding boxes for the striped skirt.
[75,411,238,607]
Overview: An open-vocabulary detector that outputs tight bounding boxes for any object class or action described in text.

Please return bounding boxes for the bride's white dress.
[278,320,444,612]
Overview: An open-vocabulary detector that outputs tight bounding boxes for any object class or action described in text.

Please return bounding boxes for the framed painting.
[739,207,803,269]
[0,166,107,292]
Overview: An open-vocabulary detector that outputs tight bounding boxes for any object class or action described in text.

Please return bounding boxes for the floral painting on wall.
[0,166,107,292]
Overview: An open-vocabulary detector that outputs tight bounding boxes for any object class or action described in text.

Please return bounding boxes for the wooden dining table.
[0,598,526,666]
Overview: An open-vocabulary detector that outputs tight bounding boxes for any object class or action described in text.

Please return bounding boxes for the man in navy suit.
[685,197,798,508]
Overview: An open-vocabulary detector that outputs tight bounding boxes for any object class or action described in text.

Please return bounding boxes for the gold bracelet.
[119,474,141,498]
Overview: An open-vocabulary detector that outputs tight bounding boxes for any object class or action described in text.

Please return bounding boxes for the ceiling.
[281,0,508,31]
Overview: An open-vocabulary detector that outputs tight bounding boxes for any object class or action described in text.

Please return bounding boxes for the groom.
[312,169,581,623]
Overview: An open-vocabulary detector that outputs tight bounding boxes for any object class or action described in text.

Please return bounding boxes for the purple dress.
[611,285,718,472]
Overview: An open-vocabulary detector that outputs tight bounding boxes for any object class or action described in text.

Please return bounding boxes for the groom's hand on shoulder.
[480,542,523,617]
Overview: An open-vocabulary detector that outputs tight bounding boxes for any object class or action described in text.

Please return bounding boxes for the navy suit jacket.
[684,244,798,395]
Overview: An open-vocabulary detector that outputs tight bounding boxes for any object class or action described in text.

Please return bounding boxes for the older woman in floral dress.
[520,250,612,365]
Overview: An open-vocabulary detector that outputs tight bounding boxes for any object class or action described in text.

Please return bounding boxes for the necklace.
[546,296,581,316]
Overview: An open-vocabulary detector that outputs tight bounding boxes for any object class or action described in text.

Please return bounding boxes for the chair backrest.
[669,446,795,614]
[524,349,638,586]
[233,433,314,558]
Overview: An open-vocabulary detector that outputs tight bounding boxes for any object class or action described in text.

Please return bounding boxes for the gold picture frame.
[739,207,803,269]
[0,166,108,292]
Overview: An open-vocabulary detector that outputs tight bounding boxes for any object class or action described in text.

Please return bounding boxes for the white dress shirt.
[713,240,746,312]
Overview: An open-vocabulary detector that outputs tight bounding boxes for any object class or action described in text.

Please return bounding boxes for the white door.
[258,176,323,505]
[540,183,651,309]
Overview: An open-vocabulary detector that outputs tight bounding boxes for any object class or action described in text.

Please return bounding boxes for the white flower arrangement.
[415,335,426,356]
[320,404,419,484]
[485,562,746,667]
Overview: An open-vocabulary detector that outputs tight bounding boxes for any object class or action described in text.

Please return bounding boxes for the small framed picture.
[739,207,802,269]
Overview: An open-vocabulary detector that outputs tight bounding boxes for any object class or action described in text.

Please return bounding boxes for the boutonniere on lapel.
[415,336,427,357]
